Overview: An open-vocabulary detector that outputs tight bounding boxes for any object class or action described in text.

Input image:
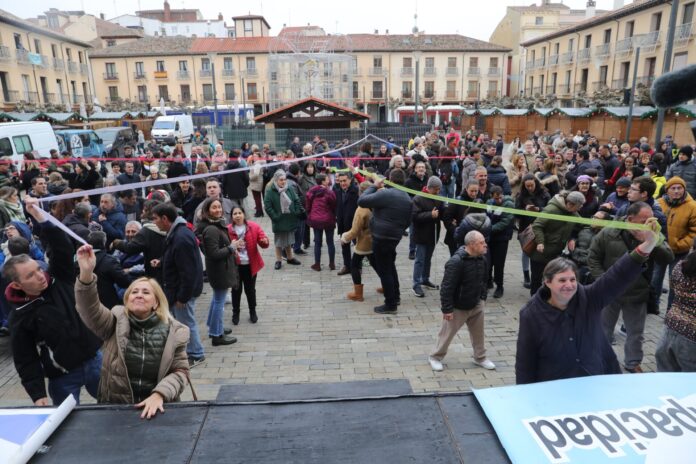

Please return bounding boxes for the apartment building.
[0,8,93,110]
[89,17,510,121]
[521,0,695,107]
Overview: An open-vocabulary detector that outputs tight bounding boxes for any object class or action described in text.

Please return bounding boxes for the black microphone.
[651,64,696,108]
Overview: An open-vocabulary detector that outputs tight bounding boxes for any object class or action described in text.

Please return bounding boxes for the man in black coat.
[411,176,444,297]
[5,198,102,405]
[222,154,250,206]
[428,230,496,372]
[333,171,359,275]
[87,231,132,309]
[404,161,428,259]
[152,202,205,365]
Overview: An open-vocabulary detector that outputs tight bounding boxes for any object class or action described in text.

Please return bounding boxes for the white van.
[0,121,59,168]
[151,115,194,145]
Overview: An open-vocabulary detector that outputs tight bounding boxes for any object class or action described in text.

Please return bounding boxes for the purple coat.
[306,185,337,229]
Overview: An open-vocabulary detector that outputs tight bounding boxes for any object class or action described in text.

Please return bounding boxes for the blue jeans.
[293,219,306,253]
[47,351,102,405]
[313,227,335,265]
[207,288,228,337]
[408,225,415,254]
[651,253,686,311]
[171,297,205,358]
[413,243,435,285]
[442,182,455,199]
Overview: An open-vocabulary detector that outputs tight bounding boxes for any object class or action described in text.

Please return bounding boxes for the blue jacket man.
[91,194,126,245]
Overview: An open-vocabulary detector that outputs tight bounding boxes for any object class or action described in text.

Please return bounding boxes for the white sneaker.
[225,294,232,304]
[428,357,444,372]
[474,359,496,370]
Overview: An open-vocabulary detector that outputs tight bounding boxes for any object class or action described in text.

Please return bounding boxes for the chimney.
[585,0,596,18]
[613,0,624,9]
[163,0,171,22]
[218,12,223,21]
[100,13,105,20]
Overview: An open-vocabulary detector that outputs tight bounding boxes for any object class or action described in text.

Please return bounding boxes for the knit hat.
[616,177,632,188]
[576,175,592,184]
[566,191,586,207]
[427,176,442,190]
[679,145,693,160]
[665,176,686,189]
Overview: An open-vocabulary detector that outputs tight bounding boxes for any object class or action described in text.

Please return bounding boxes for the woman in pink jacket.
[228,206,269,324]
[305,173,337,271]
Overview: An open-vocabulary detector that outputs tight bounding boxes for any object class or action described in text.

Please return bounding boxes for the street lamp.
[413,50,422,124]
[208,53,219,128]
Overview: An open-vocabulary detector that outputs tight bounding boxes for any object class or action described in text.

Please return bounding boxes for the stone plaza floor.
[0,208,668,406]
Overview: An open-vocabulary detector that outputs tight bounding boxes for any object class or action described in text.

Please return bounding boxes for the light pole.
[414,50,422,124]
[383,72,388,122]
[654,0,680,145]
[209,53,219,128]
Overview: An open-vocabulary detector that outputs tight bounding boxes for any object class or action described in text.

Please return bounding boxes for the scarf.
[275,182,292,214]
[0,199,26,222]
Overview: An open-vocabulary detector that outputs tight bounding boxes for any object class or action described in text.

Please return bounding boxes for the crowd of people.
[0,124,694,418]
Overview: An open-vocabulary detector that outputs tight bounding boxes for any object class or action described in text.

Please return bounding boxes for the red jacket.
[227,220,269,276]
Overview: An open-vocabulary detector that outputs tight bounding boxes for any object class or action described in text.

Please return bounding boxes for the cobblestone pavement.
[0,202,668,406]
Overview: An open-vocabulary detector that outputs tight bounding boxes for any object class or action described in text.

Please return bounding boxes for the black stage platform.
[31,381,510,464]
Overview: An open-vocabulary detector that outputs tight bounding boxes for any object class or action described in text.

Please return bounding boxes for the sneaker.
[373,304,397,315]
[274,261,282,270]
[225,293,232,304]
[412,285,425,297]
[625,365,643,374]
[421,281,439,290]
[408,251,416,260]
[188,356,206,368]
[493,286,504,299]
[287,258,301,265]
[428,357,444,372]
[294,249,307,256]
[474,359,496,370]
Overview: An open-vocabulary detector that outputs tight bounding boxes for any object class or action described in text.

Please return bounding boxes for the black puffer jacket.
[411,194,444,246]
[112,222,167,284]
[357,185,412,242]
[222,159,250,200]
[333,181,360,234]
[195,217,239,290]
[162,218,204,304]
[440,246,488,313]
[404,173,428,197]
[124,313,170,403]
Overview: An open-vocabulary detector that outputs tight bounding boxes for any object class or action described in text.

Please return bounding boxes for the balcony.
[178,94,192,105]
[486,90,499,99]
[525,60,535,70]
[0,46,10,60]
[223,94,236,102]
[351,67,361,76]
[611,78,629,89]
[424,67,436,77]
[370,90,384,99]
[199,69,212,78]
[177,70,190,79]
[1,90,19,102]
[593,81,609,92]
[531,86,542,95]
[42,93,55,103]
[134,72,147,80]
[22,91,38,103]
[444,90,459,100]
[560,51,574,64]
[575,82,589,93]
[534,58,546,69]
[467,67,480,76]
[58,93,70,105]
[548,54,559,66]
[466,90,478,99]
[155,95,170,103]
[103,72,119,80]
[245,68,258,77]
[72,94,85,104]
[634,30,660,51]
[446,67,459,76]
[80,63,89,74]
[545,85,556,94]
[637,75,655,87]
[53,58,64,70]
[137,95,149,104]
[15,49,30,65]
[558,84,571,94]
[68,61,78,73]
[154,71,168,79]
[577,48,591,62]
[487,67,500,77]
[221,68,235,78]
[247,92,258,101]
[39,55,49,68]
[615,37,634,55]
[675,22,693,47]
[368,67,384,76]
[422,90,436,99]
[400,67,414,77]
[595,43,611,58]
[401,90,413,99]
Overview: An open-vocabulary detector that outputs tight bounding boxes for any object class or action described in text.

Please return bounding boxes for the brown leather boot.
[347,284,364,301]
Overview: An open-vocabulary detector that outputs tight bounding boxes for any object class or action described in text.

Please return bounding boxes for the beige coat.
[75,276,190,404]
[341,206,373,255]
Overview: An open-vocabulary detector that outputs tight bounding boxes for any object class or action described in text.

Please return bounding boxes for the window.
[490,57,499,68]
[447,57,457,68]
[180,85,190,101]
[158,85,168,100]
[0,138,12,157]
[625,21,634,38]
[244,20,253,32]
[78,51,83,64]
[645,57,656,77]
[247,82,257,99]
[469,57,478,67]
[403,57,412,67]
[14,33,22,49]
[535,16,543,25]
[488,81,498,93]
[224,83,235,100]
[568,38,575,51]
[108,86,118,100]
[202,83,213,100]
[156,61,165,72]
[425,57,434,68]
[201,58,210,70]
[66,48,72,60]
[684,3,694,24]
[351,56,358,72]
[135,62,145,77]
[554,42,560,54]
[51,44,58,58]
[467,80,477,95]
[246,57,256,70]
[651,12,662,31]
[223,57,233,70]
[373,56,382,68]
[673,52,688,70]
[322,85,334,100]
[402,81,412,98]
[352,81,359,99]
[105,63,117,78]
[171,26,178,34]
[13,135,33,153]
[599,66,608,84]
[604,29,612,43]
[372,80,383,98]
[424,81,434,98]
[106,40,116,47]
[584,35,592,48]
[323,62,333,77]
[137,85,147,102]
[446,81,456,92]
[82,82,88,100]
[33,39,41,54]
[565,70,572,85]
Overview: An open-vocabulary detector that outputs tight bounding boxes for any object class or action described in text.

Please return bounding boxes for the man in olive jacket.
[588,202,674,373]
[428,231,496,372]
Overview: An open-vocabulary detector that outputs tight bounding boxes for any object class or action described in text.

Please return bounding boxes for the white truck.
[151,115,194,145]
[0,121,59,170]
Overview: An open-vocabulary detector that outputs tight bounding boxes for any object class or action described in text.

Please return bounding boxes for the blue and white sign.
[474,373,696,464]
[0,395,75,463]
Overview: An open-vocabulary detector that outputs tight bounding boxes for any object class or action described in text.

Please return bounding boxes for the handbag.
[519,224,537,256]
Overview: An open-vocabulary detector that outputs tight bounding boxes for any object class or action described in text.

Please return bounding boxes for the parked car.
[0,121,58,169]
[96,127,137,157]
[55,129,106,158]
[151,115,194,145]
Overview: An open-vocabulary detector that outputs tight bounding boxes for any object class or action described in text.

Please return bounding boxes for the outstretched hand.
[76,244,96,281]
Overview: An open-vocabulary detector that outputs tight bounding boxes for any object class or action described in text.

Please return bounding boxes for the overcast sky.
[7,0,620,42]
